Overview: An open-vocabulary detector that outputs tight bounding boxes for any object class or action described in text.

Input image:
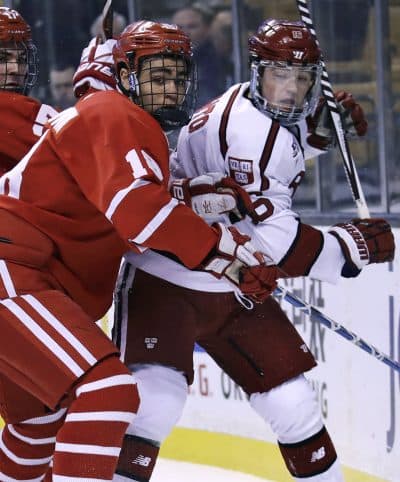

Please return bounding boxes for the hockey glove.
[73,36,117,98]
[239,265,279,303]
[307,91,368,151]
[201,222,277,302]
[170,173,265,224]
[329,218,395,278]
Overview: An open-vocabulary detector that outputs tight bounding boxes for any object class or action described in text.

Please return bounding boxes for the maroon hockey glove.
[336,90,368,137]
[307,90,368,151]
[73,37,117,98]
[329,218,395,278]
[239,265,279,303]
[170,173,255,222]
[201,222,276,302]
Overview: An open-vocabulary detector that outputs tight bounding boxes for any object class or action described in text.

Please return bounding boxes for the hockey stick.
[274,285,400,373]
[295,0,370,218]
[102,0,114,40]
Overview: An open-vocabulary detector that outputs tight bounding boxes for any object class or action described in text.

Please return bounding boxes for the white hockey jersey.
[126,82,346,292]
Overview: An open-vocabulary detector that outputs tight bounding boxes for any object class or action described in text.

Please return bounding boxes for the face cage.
[0,41,38,95]
[249,60,322,126]
[128,54,197,131]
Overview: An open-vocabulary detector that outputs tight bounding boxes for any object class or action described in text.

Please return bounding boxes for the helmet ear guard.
[128,71,140,98]
[125,50,140,100]
[114,52,140,101]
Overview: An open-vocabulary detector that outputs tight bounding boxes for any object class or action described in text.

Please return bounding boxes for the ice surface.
[151,458,275,481]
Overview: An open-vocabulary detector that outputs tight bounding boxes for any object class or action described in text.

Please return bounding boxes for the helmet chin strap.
[152,106,190,131]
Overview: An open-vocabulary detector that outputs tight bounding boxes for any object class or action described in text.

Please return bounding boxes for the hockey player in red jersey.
[0,7,64,481]
[0,7,57,176]
[112,19,395,482]
[0,19,276,481]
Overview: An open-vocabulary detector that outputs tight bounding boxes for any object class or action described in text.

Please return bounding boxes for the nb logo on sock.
[132,455,152,467]
[311,446,326,462]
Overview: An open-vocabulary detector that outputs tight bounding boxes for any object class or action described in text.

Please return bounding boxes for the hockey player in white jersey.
[113,19,395,482]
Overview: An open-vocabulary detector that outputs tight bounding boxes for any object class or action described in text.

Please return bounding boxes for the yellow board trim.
[160,427,389,482]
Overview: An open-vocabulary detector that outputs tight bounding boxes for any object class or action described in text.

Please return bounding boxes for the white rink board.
[176,229,400,481]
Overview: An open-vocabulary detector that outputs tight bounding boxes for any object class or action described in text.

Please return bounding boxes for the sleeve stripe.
[128,198,179,245]
[278,222,324,277]
[259,121,280,191]
[105,179,151,220]
[219,85,242,159]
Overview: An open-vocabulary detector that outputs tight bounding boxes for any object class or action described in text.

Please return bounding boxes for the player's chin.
[278,100,298,110]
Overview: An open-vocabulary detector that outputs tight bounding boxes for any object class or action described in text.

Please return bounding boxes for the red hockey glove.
[307,91,368,151]
[73,37,117,99]
[201,222,276,302]
[329,218,395,278]
[170,173,264,224]
[239,265,279,303]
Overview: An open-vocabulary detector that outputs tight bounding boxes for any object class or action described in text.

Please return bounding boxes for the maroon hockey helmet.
[248,19,323,125]
[0,7,38,94]
[248,18,322,65]
[113,20,197,130]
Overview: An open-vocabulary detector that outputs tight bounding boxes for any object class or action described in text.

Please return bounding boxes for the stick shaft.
[274,285,400,373]
[295,0,370,218]
[102,0,114,40]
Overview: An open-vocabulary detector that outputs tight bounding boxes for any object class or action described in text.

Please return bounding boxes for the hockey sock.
[43,466,52,481]
[115,434,160,481]
[52,355,139,481]
[0,408,66,481]
[278,426,338,479]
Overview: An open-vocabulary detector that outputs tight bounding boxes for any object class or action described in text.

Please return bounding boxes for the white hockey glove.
[73,37,117,98]
[201,222,278,303]
[307,91,368,150]
[329,218,395,278]
[170,173,267,224]
[170,173,240,222]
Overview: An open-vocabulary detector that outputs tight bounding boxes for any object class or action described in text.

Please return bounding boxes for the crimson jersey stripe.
[259,121,280,191]
[278,223,324,277]
[218,85,242,159]
[128,198,180,245]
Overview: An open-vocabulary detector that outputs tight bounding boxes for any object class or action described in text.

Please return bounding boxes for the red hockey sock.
[43,467,53,481]
[52,355,139,481]
[0,408,66,481]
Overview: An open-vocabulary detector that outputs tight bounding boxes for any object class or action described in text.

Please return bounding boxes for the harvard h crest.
[228,156,254,185]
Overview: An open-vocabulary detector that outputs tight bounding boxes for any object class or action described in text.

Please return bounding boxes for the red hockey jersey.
[0,90,217,319]
[0,91,57,175]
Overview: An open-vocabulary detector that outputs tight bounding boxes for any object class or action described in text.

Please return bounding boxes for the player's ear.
[119,66,130,91]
